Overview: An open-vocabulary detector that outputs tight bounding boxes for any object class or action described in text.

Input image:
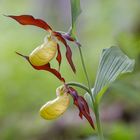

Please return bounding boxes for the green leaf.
[70,0,81,38]
[93,46,135,102]
[70,0,81,27]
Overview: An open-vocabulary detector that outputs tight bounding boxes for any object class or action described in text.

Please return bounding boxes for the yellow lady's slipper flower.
[8,15,76,74]
[39,85,94,129]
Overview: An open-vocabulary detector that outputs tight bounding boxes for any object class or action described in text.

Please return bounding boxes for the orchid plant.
[8,0,135,139]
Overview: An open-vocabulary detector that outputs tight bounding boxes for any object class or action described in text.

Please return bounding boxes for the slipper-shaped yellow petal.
[29,36,57,66]
[39,86,70,120]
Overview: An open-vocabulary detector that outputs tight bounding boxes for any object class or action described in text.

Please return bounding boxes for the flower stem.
[66,82,90,93]
[94,102,104,140]
[78,46,104,140]
[78,46,92,96]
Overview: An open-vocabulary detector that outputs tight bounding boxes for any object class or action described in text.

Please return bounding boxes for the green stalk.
[78,46,92,97]
[78,46,104,140]
[66,82,90,93]
[70,1,103,138]
[94,102,104,140]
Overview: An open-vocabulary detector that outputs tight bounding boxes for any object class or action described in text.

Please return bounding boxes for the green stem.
[78,46,92,96]
[66,82,90,93]
[94,102,104,140]
[78,46,104,140]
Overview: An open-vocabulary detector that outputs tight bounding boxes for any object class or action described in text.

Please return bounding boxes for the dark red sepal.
[68,87,94,129]
[16,52,65,82]
[7,15,52,32]
[56,44,62,71]
[53,31,76,73]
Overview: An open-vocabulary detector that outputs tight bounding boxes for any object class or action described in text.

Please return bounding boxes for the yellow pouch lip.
[39,85,70,120]
[29,37,57,66]
[39,94,70,120]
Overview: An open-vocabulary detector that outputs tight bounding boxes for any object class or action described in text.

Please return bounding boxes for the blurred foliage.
[0,0,140,140]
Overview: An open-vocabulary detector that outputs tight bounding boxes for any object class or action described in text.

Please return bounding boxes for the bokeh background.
[0,0,140,140]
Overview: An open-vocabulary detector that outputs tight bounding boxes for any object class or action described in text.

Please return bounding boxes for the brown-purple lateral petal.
[16,52,65,82]
[16,52,28,59]
[53,31,76,73]
[78,96,90,114]
[7,15,52,32]
[68,87,94,129]
[33,63,65,82]
[56,44,62,71]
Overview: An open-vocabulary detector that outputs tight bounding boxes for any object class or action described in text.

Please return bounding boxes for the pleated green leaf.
[93,46,135,101]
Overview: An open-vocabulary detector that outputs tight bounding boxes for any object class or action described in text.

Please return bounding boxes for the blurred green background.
[0,0,140,140]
